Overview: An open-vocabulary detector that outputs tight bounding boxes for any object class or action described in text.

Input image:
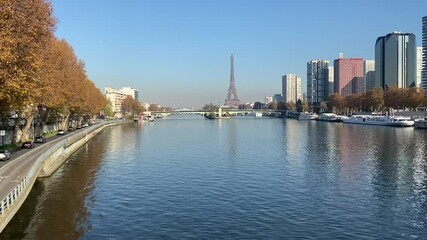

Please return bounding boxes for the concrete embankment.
[0,120,125,233]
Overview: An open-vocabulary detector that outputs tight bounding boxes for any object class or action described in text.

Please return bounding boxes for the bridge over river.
[150,109,285,118]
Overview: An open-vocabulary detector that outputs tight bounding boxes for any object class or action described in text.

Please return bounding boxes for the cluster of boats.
[295,112,427,128]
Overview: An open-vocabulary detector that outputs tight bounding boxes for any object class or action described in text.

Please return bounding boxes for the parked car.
[34,136,45,143]
[57,129,65,135]
[68,126,74,132]
[76,125,82,129]
[0,149,11,161]
[21,141,33,149]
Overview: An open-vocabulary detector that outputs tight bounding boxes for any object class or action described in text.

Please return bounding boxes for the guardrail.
[0,120,122,217]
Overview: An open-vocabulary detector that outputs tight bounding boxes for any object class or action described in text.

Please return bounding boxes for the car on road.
[0,149,11,161]
[57,129,65,135]
[68,126,74,132]
[21,141,33,149]
[34,136,45,143]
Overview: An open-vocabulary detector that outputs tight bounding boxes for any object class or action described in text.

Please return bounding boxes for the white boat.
[343,115,414,127]
[414,118,427,129]
[317,113,345,122]
[298,112,318,120]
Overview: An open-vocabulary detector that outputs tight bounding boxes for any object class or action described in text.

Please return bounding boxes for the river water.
[1,116,427,239]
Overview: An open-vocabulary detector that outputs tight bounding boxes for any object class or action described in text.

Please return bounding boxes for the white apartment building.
[282,74,302,103]
[105,86,140,117]
[417,47,423,88]
[328,66,334,97]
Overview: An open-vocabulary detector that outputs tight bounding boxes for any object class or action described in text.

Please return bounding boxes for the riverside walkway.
[0,120,123,233]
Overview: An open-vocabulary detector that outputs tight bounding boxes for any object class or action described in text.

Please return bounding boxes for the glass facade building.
[375,32,416,89]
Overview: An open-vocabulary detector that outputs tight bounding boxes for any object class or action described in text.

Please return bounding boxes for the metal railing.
[0,120,121,216]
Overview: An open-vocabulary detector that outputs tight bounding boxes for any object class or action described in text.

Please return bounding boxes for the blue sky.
[51,0,426,108]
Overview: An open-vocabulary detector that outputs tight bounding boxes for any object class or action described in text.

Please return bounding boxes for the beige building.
[105,86,139,118]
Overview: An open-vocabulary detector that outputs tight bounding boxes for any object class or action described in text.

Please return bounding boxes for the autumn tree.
[286,101,296,111]
[327,93,344,114]
[148,104,160,111]
[122,96,144,118]
[384,86,403,109]
[0,0,56,143]
[345,94,363,114]
[405,87,424,110]
[267,102,278,110]
[363,87,384,112]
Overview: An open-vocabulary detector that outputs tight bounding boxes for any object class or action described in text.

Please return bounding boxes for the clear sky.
[51,0,426,108]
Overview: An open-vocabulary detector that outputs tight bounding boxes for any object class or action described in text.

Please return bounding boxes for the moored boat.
[343,115,414,127]
[414,118,427,129]
[298,112,318,120]
[317,113,345,122]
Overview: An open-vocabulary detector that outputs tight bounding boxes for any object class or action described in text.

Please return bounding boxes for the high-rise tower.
[307,59,329,106]
[224,54,240,108]
[375,32,416,89]
[422,16,427,90]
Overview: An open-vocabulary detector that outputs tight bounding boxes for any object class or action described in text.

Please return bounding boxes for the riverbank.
[0,120,128,233]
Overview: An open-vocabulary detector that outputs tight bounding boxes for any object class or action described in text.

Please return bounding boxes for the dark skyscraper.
[422,16,427,91]
[375,32,416,89]
[224,54,240,108]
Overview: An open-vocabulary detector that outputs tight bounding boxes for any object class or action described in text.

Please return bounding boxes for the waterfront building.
[417,47,423,88]
[423,16,427,91]
[265,94,284,105]
[327,67,334,97]
[282,74,302,103]
[121,87,140,101]
[334,55,364,97]
[105,86,140,117]
[307,60,329,106]
[375,32,416,89]
[364,60,375,92]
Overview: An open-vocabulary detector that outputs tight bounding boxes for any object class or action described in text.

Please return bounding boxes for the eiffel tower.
[224,54,240,108]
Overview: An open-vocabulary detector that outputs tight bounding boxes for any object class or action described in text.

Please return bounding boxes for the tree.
[302,101,309,112]
[267,102,278,110]
[148,104,160,111]
[384,86,402,109]
[253,102,262,110]
[296,100,303,112]
[405,87,424,110]
[364,87,384,112]
[0,0,56,143]
[319,102,328,112]
[202,103,219,111]
[345,94,363,114]
[327,93,344,114]
[286,101,296,111]
[103,101,114,117]
[122,96,144,118]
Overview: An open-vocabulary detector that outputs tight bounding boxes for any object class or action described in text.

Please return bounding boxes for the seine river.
[2,116,427,239]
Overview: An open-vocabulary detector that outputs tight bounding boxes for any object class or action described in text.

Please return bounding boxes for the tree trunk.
[20,115,33,142]
[61,113,70,130]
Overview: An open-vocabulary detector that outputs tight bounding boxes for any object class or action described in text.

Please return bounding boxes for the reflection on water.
[1,117,427,239]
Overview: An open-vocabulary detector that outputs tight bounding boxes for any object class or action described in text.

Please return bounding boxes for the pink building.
[334,58,364,97]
